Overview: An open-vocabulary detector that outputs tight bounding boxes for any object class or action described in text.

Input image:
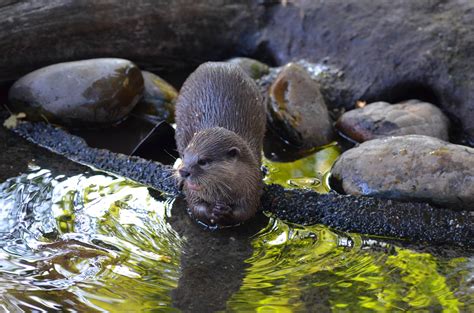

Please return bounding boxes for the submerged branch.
[12,122,178,195]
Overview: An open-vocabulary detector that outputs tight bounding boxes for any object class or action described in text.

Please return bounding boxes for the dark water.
[0,161,473,312]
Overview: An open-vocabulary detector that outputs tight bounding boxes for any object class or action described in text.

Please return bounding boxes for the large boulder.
[259,0,474,145]
[8,58,143,127]
[331,135,474,210]
[336,100,450,142]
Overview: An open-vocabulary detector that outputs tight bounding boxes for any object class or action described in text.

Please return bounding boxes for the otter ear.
[227,147,240,158]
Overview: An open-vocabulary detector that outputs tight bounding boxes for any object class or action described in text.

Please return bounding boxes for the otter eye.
[198,158,211,166]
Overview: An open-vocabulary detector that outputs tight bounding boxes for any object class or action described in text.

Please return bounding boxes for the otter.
[175,62,266,227]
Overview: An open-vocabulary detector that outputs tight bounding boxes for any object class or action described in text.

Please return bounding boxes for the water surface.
[0,161,472,312]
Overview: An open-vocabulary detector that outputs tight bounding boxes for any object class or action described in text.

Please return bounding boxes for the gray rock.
[266,63,333,152]
[132,71,177,123]
[331,135,474,209]
[227,57,270,80]
[336,100,450,142]
[8,58,143,128]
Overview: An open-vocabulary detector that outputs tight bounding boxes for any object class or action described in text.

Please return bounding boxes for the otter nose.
[179,168,191,178]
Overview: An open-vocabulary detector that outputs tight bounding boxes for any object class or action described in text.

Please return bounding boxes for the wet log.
[11,122,474,248]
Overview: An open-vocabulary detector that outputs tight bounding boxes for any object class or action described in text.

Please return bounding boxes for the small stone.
[267,63,333,151]
[227,57,270,80]
[8,58,144,128]
[3,112,26,129]
[331,135,474,209]
[131,71,178,123]
[336,100,450,142]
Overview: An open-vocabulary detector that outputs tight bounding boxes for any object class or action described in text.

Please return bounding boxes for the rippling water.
[0,167,182,311]
[0,164,473,312]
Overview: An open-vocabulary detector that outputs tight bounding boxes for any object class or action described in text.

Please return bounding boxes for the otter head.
[177,127,260,204]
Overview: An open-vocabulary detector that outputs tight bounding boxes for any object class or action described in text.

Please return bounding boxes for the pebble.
[132,71,178,123]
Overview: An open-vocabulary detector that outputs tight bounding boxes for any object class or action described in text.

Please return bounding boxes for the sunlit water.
[0,161,473,311]
[0,166,182,311]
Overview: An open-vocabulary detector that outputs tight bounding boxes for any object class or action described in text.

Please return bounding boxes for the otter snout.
[178,166,201,191]
[179,168,191,178]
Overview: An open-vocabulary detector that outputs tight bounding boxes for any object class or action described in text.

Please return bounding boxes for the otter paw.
[210,203,234,225]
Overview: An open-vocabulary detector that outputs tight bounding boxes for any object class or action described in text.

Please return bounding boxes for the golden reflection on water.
[0,160,472,312]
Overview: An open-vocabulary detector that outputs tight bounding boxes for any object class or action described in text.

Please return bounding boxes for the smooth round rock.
[227,57,270,80]
[331,135,474,210]
[267,63,333,150]
[336,100,450,142]
[132,71,177,123]
[8,58,144,127]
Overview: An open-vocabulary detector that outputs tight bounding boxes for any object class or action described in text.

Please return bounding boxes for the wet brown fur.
[175,62,265,226]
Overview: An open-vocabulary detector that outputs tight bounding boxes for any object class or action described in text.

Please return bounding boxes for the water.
[0,167,182,311]
[263,142,341,193]
[0,164,473,312]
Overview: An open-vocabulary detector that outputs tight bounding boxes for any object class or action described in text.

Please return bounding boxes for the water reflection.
[169,197,269,312]
[0,168,182,311]
[0,167,472,312]
[228,220,472,311]
[263,143,341,193]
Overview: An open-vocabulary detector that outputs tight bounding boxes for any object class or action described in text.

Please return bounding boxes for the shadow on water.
[169,197,269,313]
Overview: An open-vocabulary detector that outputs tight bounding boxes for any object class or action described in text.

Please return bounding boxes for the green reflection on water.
[263,143,341,193]
[227,219,469,312]
[0,165,472,312]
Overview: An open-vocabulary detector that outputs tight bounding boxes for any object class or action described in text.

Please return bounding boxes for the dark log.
[11,121,474,248]
[0,0,260,82]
